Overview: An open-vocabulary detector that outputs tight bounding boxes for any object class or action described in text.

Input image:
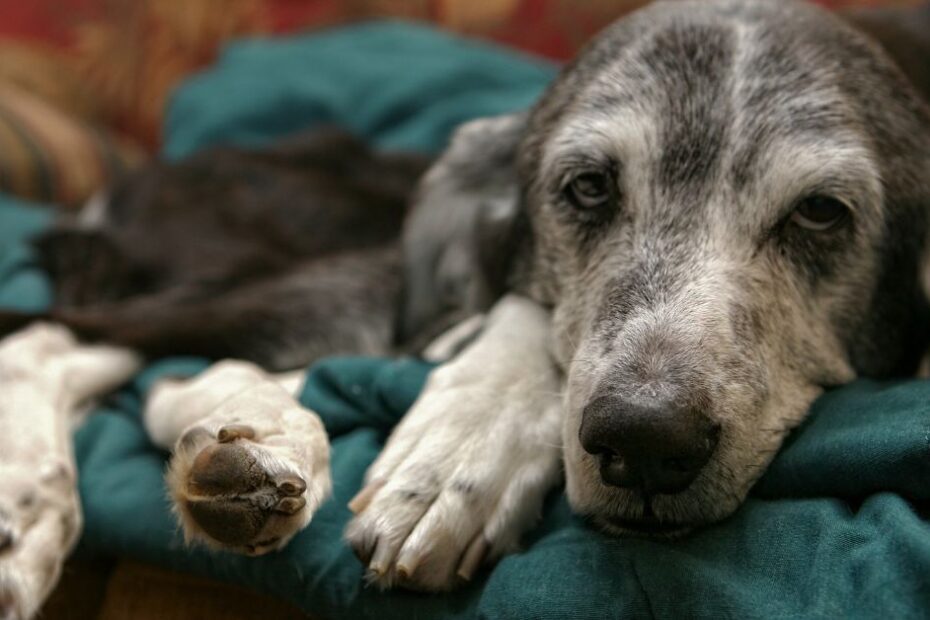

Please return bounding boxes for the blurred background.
[0,0,920,211]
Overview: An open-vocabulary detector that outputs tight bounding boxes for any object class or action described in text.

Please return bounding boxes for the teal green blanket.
[1,22,928,619]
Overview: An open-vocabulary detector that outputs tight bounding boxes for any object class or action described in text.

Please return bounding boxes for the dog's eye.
[790,196,849,231]
[565,172,611,210]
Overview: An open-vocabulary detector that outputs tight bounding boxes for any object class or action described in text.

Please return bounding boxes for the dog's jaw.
[560,323,841,531]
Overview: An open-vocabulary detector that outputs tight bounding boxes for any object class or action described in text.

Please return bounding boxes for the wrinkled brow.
[738,132,884,229]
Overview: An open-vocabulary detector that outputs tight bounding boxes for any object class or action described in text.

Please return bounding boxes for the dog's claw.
[216,424,256,443]
[456,534,488,581]
[275,496,306,515]
[368,562,386,579]
[352,536,375,566]
[348,480,384,514]
[396,555,421,581]
[275,475,306,496]
[368,540,395,579]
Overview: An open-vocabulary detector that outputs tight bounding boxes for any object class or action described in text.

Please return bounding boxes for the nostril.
[598,453,640,488]
[662,457,693,474]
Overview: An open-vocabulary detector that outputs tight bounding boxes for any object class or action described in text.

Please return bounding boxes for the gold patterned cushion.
[0,82,143,208]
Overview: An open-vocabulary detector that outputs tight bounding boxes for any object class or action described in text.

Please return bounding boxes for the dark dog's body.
[1,130,429,369]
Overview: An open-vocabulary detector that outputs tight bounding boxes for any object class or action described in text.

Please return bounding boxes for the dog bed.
[0,22,928,619]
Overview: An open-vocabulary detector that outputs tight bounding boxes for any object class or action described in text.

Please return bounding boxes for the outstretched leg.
[0,324,141,620]
[0,244,401,372]
[144,361,331,555]
[344,295,563,591]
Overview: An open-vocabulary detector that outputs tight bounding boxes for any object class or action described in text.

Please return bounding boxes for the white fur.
[345,295,563,591]
[75,191,110,229]
[0,324,141,620]
[421,313,486,362]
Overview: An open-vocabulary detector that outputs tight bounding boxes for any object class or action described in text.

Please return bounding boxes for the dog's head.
[405,0,930,535]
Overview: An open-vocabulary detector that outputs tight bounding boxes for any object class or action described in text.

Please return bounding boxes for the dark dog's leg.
[0,245,401,371]
[67,246,401,370]
[32,228,157,308]
[0,310,53,335]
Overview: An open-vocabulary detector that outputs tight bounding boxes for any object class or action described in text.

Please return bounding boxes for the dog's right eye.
[790,195,849,232]
[565,172,611,211]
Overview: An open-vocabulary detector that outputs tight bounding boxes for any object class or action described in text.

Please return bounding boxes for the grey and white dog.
[345,0,930,591]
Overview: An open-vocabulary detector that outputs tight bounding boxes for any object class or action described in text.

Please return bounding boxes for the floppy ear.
[842,4,930,102]
[399,112,529,345]
[835,4,930,377]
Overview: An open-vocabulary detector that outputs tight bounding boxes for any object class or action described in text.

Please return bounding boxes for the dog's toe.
[344,448,543,592]
[0,521,14,555]
[345,478,482,591]
[216,424,256,443]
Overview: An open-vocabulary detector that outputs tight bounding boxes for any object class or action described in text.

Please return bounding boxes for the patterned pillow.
[0,82,143,208]
[0,0,917,156]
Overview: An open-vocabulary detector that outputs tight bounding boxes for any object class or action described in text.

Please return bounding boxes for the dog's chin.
[575,481,739,540]
[566,459,738,539]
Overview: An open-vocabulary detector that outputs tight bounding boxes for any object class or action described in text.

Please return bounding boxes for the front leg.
[345,295,562,591]
[0,324,140,620]
[144,361,331,556]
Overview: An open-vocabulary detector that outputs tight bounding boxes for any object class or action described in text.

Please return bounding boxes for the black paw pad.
[187,443,264,496]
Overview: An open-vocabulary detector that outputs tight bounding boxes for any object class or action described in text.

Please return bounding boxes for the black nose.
[579,394,719,494]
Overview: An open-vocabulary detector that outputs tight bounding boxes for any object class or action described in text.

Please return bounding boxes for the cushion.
[0,82,143,208]
[0,0,902,153]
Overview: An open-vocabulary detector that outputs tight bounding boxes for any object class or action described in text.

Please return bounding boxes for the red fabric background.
[0,0,919,149]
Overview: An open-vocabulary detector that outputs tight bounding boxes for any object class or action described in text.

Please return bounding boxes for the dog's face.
[520,0,930,534]
[406,0,930,535]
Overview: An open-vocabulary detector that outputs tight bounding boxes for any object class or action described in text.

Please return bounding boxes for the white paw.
[0,461,80,620]
[344,361,562,591]
[0,324,81,620]
[148,362,332,555]
[0,322,76,378]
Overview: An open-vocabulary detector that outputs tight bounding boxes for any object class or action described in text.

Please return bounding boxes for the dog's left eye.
[790,196,849,231]
[565,172,611,210]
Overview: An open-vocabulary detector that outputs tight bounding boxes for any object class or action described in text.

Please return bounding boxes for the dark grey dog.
[346,0,930,591]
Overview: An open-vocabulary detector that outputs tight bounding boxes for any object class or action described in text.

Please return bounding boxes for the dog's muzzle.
[579,393,720,495]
